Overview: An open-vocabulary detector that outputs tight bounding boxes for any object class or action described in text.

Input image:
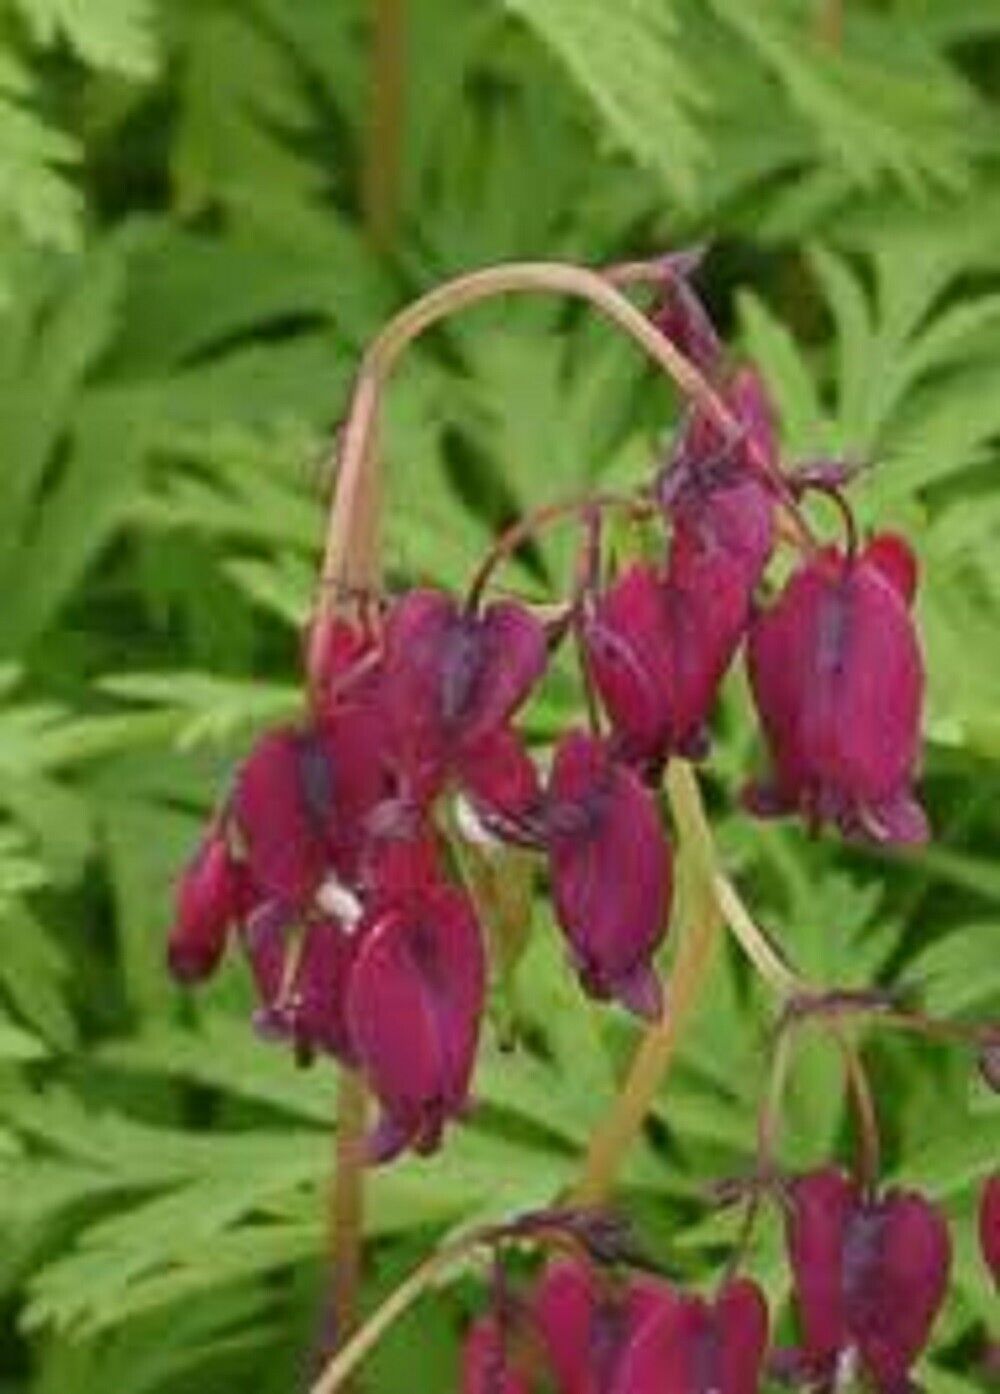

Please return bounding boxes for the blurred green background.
[0,0,998,1389]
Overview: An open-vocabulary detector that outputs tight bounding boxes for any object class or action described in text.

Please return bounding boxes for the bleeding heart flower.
[981,1174,1000,1287]
[746,533,928,845]
[582,563,675,764]
[612,1278,769,1394]
[167,831,246,983]
[307,611,380,721]
[346,881,486,1162]
[584,546,752,766]
[243,911,362,1065]
[782,1168,951,1393]
[231,712,386,911]
[379,590,547,805]
[546,732,672,1019]
[533,1258,677,1394]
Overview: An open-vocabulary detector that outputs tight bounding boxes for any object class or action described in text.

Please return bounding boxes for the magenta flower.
[613,1278,769,1394]
[308,612,380,721]
[545,732,671,1018]
[783,1168,951,1392]
[167,831,246,982]
[345,881,486,1162]
[456,725,544,837]
[660,368,779,594]
[746,533,928,844]
[981,1173,1000,1287]
[379,590,547,805]
[461,1316,531,1394]
[533,1258,677,1394]
[582,563,675,764]
[583,552,750,766]
[231,712,386,911]
[651,269,722,376]
[243,911,361,1065]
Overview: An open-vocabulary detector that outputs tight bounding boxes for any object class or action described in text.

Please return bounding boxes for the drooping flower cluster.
[459,1164,972,1394]
[462,1255,768,1394]
[167,591,673,1159]
[167,259,934,1166]
[164,255,1000,1391]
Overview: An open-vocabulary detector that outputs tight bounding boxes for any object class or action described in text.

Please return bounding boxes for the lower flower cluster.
[461,1166,1000,1393]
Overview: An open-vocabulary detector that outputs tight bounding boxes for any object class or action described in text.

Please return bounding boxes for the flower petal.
[346,885,485,1160]
[547,733,671,1016]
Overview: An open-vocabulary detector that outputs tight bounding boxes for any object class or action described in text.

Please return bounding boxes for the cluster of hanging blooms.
[457,1162,1000,1394]
[165,255,999,1388]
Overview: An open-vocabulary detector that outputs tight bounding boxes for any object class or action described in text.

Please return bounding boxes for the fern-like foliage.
[0,2,996,1392]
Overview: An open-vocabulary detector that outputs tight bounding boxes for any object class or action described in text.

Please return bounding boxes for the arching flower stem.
[308,259,817,692]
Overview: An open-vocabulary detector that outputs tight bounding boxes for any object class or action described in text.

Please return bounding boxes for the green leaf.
[14,0,159,79]
[506,0,706,202]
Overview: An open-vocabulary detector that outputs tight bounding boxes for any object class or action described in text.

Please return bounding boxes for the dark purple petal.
[534,1258,599,1394]
[232,728,331,907]
[316,707,393,877]
[380,591,547,803]
[583,563,674,763]
[786,1168,855,1378]
[547,732,672,1018]
[612,1280,767,1394]
[863,532,918,607]
[747,536,926,843]
[464,600,548,743]
[308,613,380,721]
[534,1260,676,1394]
[279,917,361,1063]
[785,1171,951,1393]
[457,726,543,833]
[849,1189,951,1392]
[715,1280,769,1394]
[167,832,244,983]
[345,884,485,1161]
[661,367,779,591]
[662,531,755,752]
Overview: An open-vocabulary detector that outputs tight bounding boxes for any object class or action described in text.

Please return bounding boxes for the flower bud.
[167,832,244,983]
[546,732,671,1018]
[660,368,779,594]
[746,534,928,844]
[651,273,722,375]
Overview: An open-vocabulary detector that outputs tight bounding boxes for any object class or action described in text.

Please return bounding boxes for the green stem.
[308,259,815,672]
[363,0,406,249]
[310,1236,467,1394]
[328,1069,368,1360]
